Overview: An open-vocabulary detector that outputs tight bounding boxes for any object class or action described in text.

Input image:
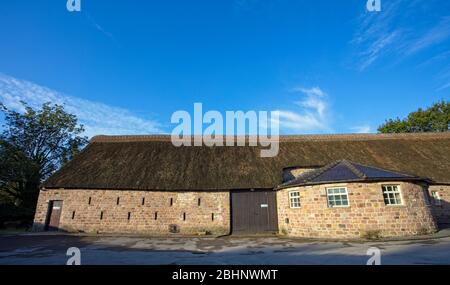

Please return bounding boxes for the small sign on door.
[261,204,268,208]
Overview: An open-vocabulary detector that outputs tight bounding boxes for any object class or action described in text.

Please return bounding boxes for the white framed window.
[431,191,442,206]
[382,185,403,205]
[326,187,349,208]
[289,191,301,208]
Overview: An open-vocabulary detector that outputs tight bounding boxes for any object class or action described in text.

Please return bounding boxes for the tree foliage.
[378,101,450,133]
[0,102,88,214]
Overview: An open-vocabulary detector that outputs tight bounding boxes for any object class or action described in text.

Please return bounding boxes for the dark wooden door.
[231,190,278,234]
[45,201,63,231]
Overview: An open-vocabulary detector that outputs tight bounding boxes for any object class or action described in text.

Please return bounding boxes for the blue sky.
[0,0,449,136]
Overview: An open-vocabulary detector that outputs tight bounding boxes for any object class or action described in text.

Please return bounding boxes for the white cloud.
[352,1,450,71]
[358,31,401,71]
[290,86,326,97]
[350,125,372,134]
[274,87,330,133]
[84,12,118,45]
[436,82,450,92]
[406,17,450,55]
[0,73,162,137]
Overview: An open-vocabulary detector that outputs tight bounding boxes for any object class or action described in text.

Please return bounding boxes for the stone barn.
[33,133,450,239]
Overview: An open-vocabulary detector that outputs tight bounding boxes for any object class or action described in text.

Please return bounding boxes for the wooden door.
[231,190,278,234]
[45,201,63,231]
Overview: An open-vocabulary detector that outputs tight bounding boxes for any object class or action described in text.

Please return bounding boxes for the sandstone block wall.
[277,181,438,239]
[429,185,450,225]
[33,189,230,235]
[32,183,448,239]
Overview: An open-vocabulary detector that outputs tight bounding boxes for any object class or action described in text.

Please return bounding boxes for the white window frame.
[326,187,349,208]
[382,185,403,206]
[289,191,301,208]
[431,191,442,206]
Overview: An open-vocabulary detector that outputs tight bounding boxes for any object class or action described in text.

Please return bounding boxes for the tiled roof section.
[350,162,415,179]
[278,160,425,189]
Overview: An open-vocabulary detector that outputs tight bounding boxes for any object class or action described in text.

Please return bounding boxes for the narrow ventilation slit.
[198,198,201,206]
[116,197,120,205]
[154,212,158,220]
[183,213,186,221]
[128,212,131,221]
[170,198,173,206]
[142,197,145,205]
[72,211,76,219]
[100,211,104,220]
[211,213,214,221]
[88,197,91,205]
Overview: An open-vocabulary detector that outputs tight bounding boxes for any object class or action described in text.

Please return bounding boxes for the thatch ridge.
[91,132,450,143]
[44,132,450,190]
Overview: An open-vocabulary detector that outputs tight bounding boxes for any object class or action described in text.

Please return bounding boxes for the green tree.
[0,102,88,222]
[378,100,450,133]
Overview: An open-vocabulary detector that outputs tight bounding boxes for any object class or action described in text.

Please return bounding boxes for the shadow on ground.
[1,234,450,265]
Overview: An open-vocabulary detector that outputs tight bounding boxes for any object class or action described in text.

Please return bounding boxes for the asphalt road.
[1,234,450,265]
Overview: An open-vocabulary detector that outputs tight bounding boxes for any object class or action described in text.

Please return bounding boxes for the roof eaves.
[275,176,429,190]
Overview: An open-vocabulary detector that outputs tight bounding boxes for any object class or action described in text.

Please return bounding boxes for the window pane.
[342,197,348,205]
[289,192,301,208]
[327,188,349,207]
[382,185,402,205]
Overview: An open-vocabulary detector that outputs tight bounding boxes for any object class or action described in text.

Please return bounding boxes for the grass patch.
[361,230,382,240]
[0,227,30,235]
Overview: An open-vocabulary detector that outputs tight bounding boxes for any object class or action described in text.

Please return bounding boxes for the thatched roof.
[44,133,450,191]
[278,160,427,189]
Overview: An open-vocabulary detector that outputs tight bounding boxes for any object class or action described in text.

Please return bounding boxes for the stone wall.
[429,185,450,225]
[33,189,230,235]
[277,181,437,239]
[32,183,447,239]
